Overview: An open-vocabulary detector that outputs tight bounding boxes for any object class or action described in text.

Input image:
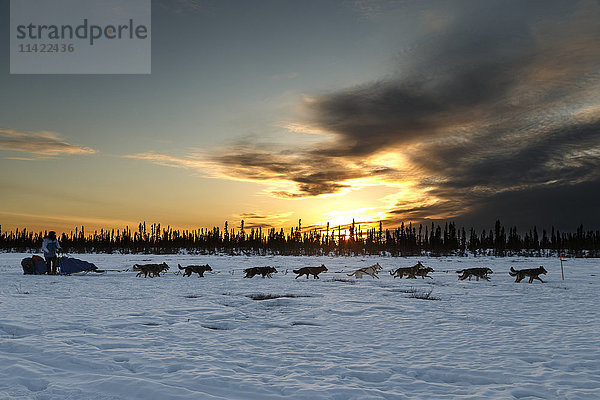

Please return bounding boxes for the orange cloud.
[125,145,401,199]
[123,151,208,169]
[0,128,97,157]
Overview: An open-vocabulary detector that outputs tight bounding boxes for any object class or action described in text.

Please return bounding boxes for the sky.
[1,0,600,234]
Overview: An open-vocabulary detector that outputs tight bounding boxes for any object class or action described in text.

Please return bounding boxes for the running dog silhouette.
[509,266,547,283]
[456,267,493,281]
[244,266,277,278]
[178,264,212,277]
[415,266,434,279]
[347,263,382,279]
[293,265,328,279]
[134,262,169,278]
[390,262,424,279]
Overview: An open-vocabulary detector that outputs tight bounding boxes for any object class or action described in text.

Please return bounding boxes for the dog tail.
[292,269,300,274]
[508,267,517,276]
[178,264,185,270]
[347,272,355,277]
[455,269,464,274]
[389,270,394,276]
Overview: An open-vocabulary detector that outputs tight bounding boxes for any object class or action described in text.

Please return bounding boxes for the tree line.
[1,219,599,257]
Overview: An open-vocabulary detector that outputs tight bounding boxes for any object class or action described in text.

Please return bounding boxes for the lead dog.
[244,266,277,278]
[293,265,328,279]
[134,262,169,278]
[347,263,382,279]
[178,264,212,277]
[509,266,547,283]
[456,267,493,281]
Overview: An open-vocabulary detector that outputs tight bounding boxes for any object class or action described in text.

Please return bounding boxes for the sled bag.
[21,256,47,275]
[58,257,98,274]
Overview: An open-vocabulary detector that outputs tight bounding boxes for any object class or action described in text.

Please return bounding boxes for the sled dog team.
[132,261,548,283]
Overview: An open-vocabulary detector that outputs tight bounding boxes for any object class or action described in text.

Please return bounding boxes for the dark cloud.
[387,201,466,221]
[413,119,600,191]
[233,212,295,229]
[308,0,589,158]
[237,213,271,220]
[208,144,397,197]
[300,0,600,228]
[452,178,600,230]
[136,0,600,228]
[385,178,600,231]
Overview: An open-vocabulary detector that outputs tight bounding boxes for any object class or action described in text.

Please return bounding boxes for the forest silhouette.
[1,220,599,257]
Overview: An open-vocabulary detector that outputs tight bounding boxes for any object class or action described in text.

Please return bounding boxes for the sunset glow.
[2,0,600,234]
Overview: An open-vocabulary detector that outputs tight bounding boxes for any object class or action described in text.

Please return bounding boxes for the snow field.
[0,254,598,399]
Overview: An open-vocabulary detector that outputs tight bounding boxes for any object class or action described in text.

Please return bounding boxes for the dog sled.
[21,255,100,275]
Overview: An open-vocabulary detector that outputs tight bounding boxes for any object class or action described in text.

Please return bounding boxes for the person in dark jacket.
[42,231,62,275]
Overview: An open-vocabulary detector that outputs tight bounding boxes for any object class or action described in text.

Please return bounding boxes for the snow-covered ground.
[0,253,598,399]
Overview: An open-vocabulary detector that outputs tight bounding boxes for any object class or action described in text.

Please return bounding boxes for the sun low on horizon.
[2,0,600,235]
